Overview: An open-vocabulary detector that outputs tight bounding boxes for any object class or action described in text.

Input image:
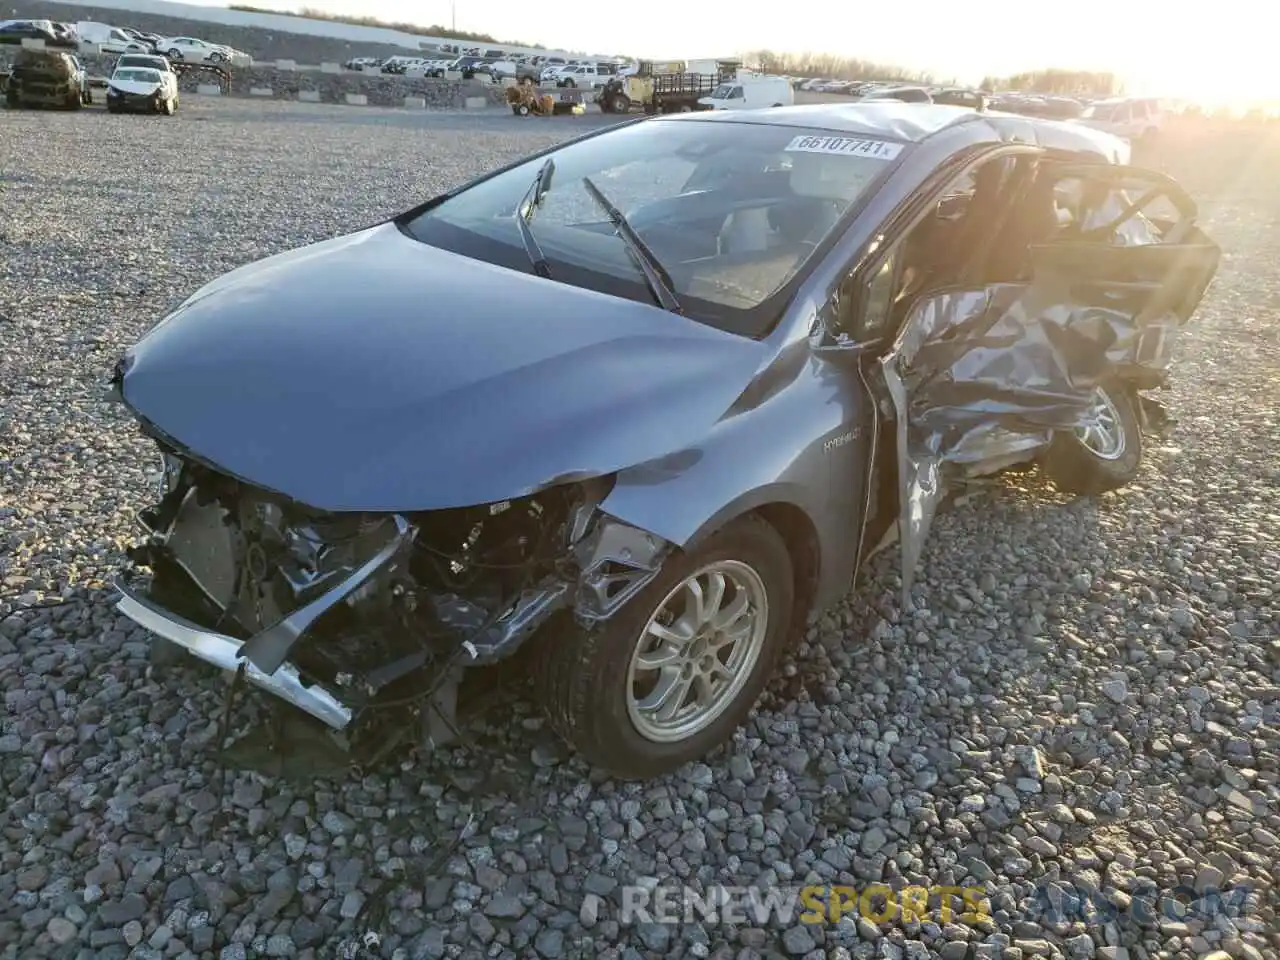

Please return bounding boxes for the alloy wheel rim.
[626,559,769,743]
[1074,388,1126,461]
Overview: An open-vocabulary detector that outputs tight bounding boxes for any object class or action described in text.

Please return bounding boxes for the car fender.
[597,343,866,613]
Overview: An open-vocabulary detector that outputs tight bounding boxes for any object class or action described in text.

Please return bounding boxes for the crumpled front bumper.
[115,579,353,730]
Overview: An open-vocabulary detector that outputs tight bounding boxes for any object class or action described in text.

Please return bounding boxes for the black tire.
[610,94,629,113]
[1042,382,1143,495]
[5,87,19,107]
[517,103,529,116]
[167,48,182,60]
[209,52,225,63]
[533,515,795,780]
[65,92,81,111]
[106,101,119,114]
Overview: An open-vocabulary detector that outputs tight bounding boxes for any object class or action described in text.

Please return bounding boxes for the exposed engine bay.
[119,440,670,763]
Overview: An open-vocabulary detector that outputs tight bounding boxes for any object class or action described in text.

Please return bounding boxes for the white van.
[699,75,794,111]
[75,21,147,54]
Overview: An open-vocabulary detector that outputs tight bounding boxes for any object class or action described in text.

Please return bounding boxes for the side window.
[840,153,1030,341]
[859,250,899,339]
[730,87,743,99]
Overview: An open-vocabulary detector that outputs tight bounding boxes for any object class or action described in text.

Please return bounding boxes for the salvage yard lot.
[1,98,1278,959]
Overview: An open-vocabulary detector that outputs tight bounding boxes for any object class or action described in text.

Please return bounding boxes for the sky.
[215,1,1275,104]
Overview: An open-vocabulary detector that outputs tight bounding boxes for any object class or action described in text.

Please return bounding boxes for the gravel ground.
[1,100,1278,960]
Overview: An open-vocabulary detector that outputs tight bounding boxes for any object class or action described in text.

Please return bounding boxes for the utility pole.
[451,1,456,31]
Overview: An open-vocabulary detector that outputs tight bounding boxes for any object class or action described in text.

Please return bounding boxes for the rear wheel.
[65,91,81,110]
[533,516,794,780]
[5,86,19,107]
[1042,383,1143,495]
[167,47,182,60]
[517,103,529,116]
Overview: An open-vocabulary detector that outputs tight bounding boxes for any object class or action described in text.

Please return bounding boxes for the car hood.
[120,223,768,513]
[111,77,161,94]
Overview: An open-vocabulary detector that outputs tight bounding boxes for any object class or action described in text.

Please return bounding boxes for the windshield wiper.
[581,176,683,315]
[514,158,555,278]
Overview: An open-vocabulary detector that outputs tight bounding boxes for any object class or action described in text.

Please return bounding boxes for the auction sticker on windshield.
[785,136,904,160]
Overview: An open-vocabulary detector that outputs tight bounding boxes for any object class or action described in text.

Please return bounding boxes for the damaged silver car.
[110,103,1219,780]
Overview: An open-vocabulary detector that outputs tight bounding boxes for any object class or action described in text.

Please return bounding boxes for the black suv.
[5,49,90,109]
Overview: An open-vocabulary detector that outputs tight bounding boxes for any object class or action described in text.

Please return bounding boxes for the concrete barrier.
[501,77,517,88]
[298,89,321,102]
[320,62,341,74]
[20,37,45,50]
[345,93,368,106]
[464,96,487,110]
[403,96,426,109]
[444,70,461,81]
[275,59,296,71]
[196,84,222,96]
[249,86,273,97]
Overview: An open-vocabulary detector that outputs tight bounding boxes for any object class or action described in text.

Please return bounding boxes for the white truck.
[75,22,148,54]
[698,73,794,111]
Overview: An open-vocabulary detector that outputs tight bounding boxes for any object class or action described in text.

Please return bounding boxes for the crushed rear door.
[877,160,1221,598]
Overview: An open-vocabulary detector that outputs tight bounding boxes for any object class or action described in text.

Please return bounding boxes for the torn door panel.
[883,231,1219,597]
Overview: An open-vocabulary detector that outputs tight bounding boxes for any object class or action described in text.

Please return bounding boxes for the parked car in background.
[862,84,933,103]
[555,64,610,88]
[114,53,178,100]
[4,48,89,107]
[74,21,149,53]
[106,64,177,113]
[930,87,987,109]
[343,56,381,71]
[989,93,1084,120]
[0,19,62,45]
[155,36,230,64]
[379,56,419,74]
[120,26,163,50]
[1075,96,1164,144]
[50,22,78,44]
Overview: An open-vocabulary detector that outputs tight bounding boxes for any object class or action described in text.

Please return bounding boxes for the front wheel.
[167,48,182,60]
[533,516,794,780]
[1042,383,1143,495]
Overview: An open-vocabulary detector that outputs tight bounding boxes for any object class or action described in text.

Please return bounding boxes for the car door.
[867,155,1219,595]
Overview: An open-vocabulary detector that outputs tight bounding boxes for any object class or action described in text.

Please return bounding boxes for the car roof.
[663,102,982,141]
[659,102,1126,157]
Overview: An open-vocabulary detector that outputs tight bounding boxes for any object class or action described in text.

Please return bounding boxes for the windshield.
[402,120,904,337]
[709,84,733,98]
[1081,103,1122,122]
[114,68,162,83]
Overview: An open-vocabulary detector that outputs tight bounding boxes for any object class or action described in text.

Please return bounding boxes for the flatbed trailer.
[596,58,740,114]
